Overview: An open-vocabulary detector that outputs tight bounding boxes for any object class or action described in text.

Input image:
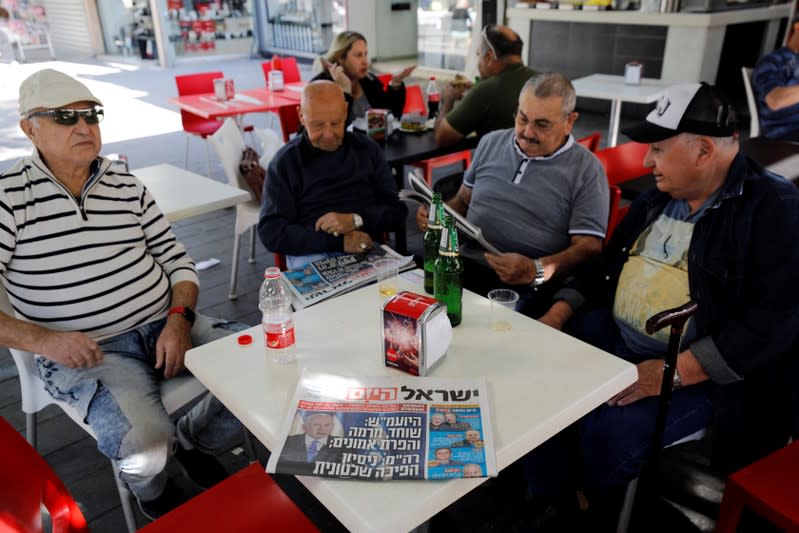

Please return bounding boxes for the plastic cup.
[487,289,519,331]
[374,258,400,298]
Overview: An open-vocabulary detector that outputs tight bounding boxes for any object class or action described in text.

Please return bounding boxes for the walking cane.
[620,300,698,532]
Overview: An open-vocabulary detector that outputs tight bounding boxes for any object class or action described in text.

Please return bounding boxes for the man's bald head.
[299,80,348,151]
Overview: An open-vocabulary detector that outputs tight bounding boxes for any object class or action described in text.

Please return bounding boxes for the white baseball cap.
[19,69,103,116]
[622,82,737,143]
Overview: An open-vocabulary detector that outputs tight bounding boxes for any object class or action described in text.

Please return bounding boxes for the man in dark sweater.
[258,81,407,269]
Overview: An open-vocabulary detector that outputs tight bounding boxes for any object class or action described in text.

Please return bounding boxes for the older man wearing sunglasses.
[2,69,249,521]
[433,24,536,148]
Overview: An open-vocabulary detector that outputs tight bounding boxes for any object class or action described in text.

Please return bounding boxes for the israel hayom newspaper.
[266,371,497,480]
[400,172,502,256]
[281,245,414,309]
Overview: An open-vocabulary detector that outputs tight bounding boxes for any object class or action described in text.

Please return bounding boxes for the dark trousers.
[522,308,714,496]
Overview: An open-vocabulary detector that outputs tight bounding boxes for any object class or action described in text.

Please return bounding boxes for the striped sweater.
[0,152,198,341]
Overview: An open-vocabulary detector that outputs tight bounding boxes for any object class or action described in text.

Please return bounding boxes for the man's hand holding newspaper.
[399,172,502,256]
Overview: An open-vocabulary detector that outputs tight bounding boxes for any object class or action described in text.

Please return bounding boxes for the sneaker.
[137,479,188,521]
[174,444,229,489]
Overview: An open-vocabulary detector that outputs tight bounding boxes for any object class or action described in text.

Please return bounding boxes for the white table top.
[186,276,637,533]
[132,164,250,222]
[572,73,673,104]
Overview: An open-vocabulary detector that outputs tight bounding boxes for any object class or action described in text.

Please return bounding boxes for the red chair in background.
[175,72,255,177]
[595,141,650,237]
[175,72,225,177]
[576,132,601,152]
[261,56,302,85]
[594,141,650,186]
[276,103,301,142]
[138,463,319,533]
[716,440,799,533]
[402,84,426,115]
[377,73,392,92]
[0,416,88,533]
[606,184,623,243]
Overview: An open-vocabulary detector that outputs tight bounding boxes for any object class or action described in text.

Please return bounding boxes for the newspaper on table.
[399,171,502,256]
[266,371,497,480]
[281,245,414,309]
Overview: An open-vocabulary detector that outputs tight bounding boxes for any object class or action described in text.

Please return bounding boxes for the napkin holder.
[367,108,392,140]
[382,291,452,376]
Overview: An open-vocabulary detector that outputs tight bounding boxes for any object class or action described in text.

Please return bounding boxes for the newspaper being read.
[281,245,414,309]
[399,172,502,256]
[266,371,497,481]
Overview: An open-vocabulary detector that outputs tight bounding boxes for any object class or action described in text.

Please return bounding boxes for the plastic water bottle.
[426,76,440,119]
[269,55,285,91]
[259,266,295,363]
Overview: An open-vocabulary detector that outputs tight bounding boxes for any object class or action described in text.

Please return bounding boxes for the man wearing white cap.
[522,82,799,526]
[0,69,248,520]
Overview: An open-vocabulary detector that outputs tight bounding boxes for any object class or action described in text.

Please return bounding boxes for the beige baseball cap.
[18,69,103,116]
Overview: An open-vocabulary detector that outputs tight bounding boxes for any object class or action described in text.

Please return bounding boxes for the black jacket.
[310,70,406,125]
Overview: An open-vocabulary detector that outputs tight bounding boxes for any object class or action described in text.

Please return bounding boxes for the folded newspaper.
[281,245,414,309]
[266,371,497,480]
[400,172,502,256]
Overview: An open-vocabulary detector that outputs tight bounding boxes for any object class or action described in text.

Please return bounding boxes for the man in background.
[258,81,407,269]
[433,24,536,148]
[752,15,799,141]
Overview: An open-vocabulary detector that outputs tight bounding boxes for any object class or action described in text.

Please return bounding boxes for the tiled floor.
[0,55,723,532]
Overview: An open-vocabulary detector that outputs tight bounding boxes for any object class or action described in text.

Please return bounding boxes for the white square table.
[185,276,637,532]
[572,74,674,147]
[132,163,250,222]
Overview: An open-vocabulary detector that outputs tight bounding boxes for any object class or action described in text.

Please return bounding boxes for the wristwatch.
[530,259,546,287]
[352,213,364,230]
[168,306,196,326]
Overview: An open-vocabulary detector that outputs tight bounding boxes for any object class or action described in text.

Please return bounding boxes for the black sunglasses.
[27,107,104,126]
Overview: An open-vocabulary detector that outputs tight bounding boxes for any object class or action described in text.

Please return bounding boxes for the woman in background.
[312,31,415,124]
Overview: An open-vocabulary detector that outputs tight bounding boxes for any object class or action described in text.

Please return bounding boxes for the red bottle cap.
[237,334,253,346]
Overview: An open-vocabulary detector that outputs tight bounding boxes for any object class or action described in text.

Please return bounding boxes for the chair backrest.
[175,71,224,130]
[277,104,301,142]
[209,118,248,193]
[741,66,760,138]
[606,184,624,244]
[0,416,89,533]
[403,85,426,115]
[376,73,392,92]
[595,142,650,186]
[576,132,601,152]
[261,57,302,85]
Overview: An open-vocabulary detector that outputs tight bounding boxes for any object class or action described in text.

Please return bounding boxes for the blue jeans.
[522,308,714,496]
[35,314,248,500]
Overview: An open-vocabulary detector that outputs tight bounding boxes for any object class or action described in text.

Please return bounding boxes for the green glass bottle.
[434,216,464,327]
[423,192,445,294]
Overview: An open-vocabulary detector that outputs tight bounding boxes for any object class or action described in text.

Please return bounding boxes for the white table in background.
[132,163,250,222]
[186,276,636,533]
[572,74,674,147]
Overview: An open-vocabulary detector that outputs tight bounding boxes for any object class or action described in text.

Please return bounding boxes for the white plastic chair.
[741,67,760,139]
[209,119,283,299]
[0,287,207,532]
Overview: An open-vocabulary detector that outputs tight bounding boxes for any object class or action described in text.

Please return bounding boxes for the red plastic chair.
[274,252,287,271]
[138,463,318,533]
[0,416,88,533]
[716,440,799,533]
[410,151,472,187]
[175,71,226,177]
[594,141,650,186]
[261,57,302,85]
[606,184,625,243]
[402,85,426,115]
[576,132,601,152]
[377,73,392,92]
[277,103,301,142]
